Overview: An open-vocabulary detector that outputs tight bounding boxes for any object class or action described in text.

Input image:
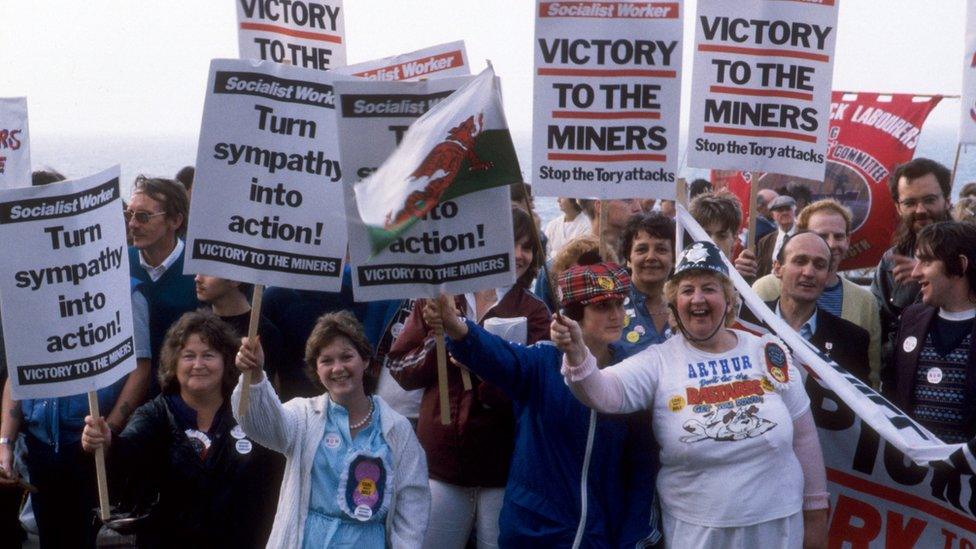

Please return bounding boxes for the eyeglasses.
[898,195,942,209]
[124,210,167,223]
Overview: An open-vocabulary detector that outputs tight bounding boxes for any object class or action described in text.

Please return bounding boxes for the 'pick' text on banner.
[0,97,31,189]
[236,0,345,71]
[532,1,683,199]
[718,92,943,270]
[687,0,838,181]
[185,59,346,291]
[335,41,469,82]
[338,72,518,301]
[0,167,135,400]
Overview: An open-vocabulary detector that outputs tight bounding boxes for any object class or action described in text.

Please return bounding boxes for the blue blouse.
[303,396,393,548]
[617,286,671,357]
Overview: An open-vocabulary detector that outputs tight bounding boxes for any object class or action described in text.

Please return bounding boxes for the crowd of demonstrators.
[235,311,430,547]
[387,207,549,549]
[82,311,283,547]
[752,200,881,385]
[7,158,976,549]
[558,240,829,548]
[873,159,953,382]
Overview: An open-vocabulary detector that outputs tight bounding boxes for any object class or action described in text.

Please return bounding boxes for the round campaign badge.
[391,322,405,339]
[903,336,918,353]
[596,276,614,290]
[623,315,631,328]
[230,425,246,440]
[354,505,373,521]
[626,331,640,343]
[235,439,252,455]
[324,432,342,449]
[634,325,646,336]
[764,343,789,384]
[927,367,944,385]
[668,395,686,412]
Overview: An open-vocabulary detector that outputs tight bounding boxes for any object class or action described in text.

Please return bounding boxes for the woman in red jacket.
[388,206,551,548]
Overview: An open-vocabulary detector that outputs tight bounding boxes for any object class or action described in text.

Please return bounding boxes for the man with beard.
[872,158,952,386]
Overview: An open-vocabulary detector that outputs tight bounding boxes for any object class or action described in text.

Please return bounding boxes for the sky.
[1,1,970,138]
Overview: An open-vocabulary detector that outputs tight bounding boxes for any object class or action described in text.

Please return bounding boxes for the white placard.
[0,167,135,400]
[336,41,469,81]
[185,59,346,292]
[237,0,345,70]
[532,1,683,199]
[335,76,516,301]
[686,0,838,180]
[961,0,976,144]
[0,98,31,189]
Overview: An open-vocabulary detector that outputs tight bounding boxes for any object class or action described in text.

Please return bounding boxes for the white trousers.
[422,479,505,549]
[663,509,803,549]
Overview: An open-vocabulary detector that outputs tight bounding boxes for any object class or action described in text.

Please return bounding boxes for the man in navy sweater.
[127,175,201,396]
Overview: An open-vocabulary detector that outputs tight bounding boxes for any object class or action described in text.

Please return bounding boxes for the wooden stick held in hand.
[239,284,264,418]
[87,391,111,521]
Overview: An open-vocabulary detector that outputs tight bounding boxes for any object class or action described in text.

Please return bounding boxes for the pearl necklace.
[349,398,374,430]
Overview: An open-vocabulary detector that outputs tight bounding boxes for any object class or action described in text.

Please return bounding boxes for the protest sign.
[0,97,31,189]
[338,70,519,301]
[0,167,135,400]
[185,59,346,292]
[532,1,682,199]
[237,0,345,71]
[677,206,976,548]
[961,0,976,145]
[717,92,943,270]
[335,41,469,81]
[687,0,838,181]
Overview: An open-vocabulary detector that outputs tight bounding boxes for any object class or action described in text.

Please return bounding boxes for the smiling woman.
[80,310,284,547]
[233,311,430,548]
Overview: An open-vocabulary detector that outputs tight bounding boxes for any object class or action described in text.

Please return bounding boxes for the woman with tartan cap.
[422,257,660,548]
[557,240,829,549]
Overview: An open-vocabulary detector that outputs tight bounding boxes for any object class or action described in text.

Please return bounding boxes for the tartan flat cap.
[558,262,631,308]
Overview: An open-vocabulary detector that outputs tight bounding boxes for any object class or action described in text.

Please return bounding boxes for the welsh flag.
[354,66,522,254]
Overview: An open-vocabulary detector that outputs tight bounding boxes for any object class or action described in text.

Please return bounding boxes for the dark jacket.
[871,247,922,376]
[110,395,283,548]
[890,304,976,433]
[744,300,871,383]
[447,322,659,548]
[388,287,551,487]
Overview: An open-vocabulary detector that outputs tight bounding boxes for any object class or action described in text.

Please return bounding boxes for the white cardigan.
[232,377,431,548]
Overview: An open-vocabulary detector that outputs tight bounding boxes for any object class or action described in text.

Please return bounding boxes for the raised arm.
[553,316,629,413]
[233,336,301,454]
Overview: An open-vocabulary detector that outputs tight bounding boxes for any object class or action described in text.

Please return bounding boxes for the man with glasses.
[872,158,952,390]
[127,175,201,395]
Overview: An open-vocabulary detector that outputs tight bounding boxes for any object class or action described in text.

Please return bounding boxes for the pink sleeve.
[561,350,626,413]
[793,409,829,510]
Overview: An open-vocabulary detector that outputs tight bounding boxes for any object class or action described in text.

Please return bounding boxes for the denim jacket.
[21,377,125,452]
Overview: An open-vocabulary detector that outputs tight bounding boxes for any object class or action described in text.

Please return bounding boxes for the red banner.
[716,92,942,270]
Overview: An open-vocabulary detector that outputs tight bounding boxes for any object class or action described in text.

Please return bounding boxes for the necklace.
[349,398,374,430]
